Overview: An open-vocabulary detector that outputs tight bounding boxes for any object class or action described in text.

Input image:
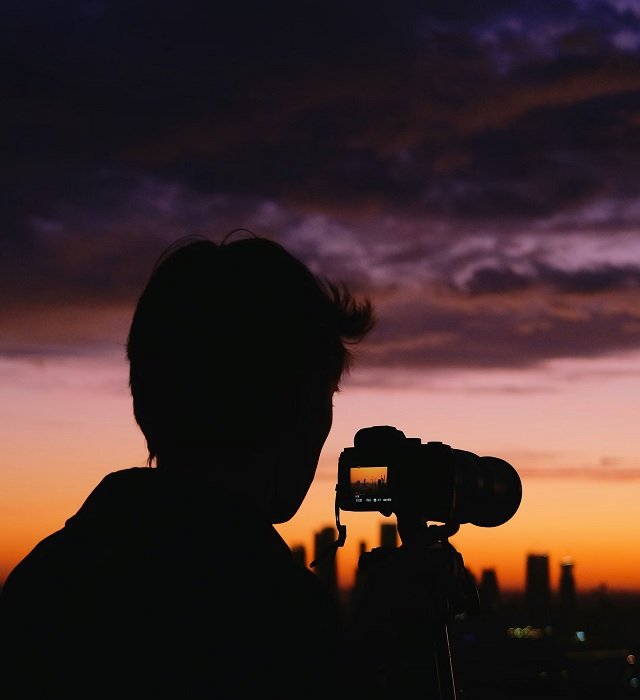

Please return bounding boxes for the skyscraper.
[380,522,398,548]
[313,526,338,596]
[291,544,306,568]
[479,568,501,614]
[559,556,577,619]
[353,540,369,593]
[525,553,551,624]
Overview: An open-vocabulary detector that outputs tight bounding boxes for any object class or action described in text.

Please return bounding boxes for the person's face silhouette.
[266,383,334,524]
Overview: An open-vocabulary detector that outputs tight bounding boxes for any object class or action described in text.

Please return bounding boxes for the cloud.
[518,464,640,480]
[4,185,640,373]
[0,356,129,394]
[4,1,640,218]
[3,1,640,373]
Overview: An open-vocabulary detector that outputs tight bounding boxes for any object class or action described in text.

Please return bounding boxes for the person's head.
[126,232,374,520]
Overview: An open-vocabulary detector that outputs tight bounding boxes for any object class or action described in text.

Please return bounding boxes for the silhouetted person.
[0,234,374,698]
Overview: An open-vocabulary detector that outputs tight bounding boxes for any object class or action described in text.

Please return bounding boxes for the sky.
[2,0,640,592]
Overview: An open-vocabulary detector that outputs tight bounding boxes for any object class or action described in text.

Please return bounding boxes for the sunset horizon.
[3,0,640,646]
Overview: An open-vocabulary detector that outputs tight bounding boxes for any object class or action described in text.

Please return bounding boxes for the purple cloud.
[3,1,640,374]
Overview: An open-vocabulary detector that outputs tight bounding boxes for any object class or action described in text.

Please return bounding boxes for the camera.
[336,425,522,527]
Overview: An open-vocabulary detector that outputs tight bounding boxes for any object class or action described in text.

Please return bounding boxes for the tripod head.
[358,518,479,616]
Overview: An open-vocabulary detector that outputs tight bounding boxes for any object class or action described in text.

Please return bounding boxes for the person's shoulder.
[2,468,150,596]
[71,466,155,513]
[4,520,70,580]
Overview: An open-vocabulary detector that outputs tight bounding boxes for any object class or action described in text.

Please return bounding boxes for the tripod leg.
[385,615,456,699]
[434,622,457,700]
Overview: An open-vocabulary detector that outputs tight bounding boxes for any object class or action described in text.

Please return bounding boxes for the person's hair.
[126,233,375,463]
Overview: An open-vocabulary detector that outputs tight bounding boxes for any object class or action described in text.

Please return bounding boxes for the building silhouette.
[291,544,306,568]
[558,556,577,632]
[559,557,576,608]
[525,553,551,624]
[352,540,368,593]
[380,522,398,548]
[479,568,501,614]
[313,526,338,596]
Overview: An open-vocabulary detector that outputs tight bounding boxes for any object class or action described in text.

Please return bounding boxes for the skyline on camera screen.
[350,466,392,506]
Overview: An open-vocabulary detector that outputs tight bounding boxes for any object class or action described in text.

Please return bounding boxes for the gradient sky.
[2,1,640,592]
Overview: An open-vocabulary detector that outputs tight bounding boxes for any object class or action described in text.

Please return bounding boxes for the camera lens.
[453,451,522,527]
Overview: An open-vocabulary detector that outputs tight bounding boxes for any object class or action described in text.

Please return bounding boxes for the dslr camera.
[336,425,522,527]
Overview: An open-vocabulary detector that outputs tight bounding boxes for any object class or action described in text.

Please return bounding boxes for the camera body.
[336,425,522,527]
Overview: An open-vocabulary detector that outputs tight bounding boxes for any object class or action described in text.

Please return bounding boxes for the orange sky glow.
[2,351,639,593]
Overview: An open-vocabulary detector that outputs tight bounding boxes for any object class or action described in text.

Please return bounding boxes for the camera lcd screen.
[349,465,392,507]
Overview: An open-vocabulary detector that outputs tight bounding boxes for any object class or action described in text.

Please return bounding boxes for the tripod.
[349,516,479,700]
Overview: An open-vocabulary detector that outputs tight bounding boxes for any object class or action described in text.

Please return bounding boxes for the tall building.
[313,526,338,596]
[291,544,306,568]
[479,568,501,614]
[353,540,369,593]
[559,556,577,620]
[525,553,551,624]
[380,522,398,548]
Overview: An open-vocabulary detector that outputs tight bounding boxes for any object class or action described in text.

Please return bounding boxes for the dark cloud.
[3,1,640,372]
[360,287,640,371]
[3,0,640,216]
[462,262,640,295]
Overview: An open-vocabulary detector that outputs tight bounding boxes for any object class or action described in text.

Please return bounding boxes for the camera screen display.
[349,465,392,507]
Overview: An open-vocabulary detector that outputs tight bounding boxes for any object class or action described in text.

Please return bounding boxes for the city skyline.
[289,523,614,596]
[2,2,640,594]
[288,522,640,698]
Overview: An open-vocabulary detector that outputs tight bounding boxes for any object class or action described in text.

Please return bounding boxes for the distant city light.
[628,654,637,665]
[507,626,543,640]
[575,630,586,642]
